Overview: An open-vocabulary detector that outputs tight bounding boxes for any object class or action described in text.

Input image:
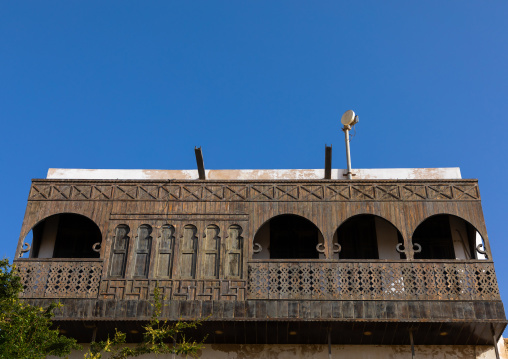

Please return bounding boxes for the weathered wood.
[195,147,206,180]
[12,176,507,345]
[202,225,220,279]
[324,145,332,179]
[179,225,197,278]
[133,225,151,277]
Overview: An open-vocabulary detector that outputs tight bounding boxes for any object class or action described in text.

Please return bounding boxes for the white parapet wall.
[46,167,462,180]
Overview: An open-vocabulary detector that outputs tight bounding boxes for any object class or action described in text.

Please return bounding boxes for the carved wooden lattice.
[16,260,102,298]
[29,181,480,202]
[247,261,500,301]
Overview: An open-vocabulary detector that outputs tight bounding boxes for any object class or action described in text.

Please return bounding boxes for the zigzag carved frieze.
[29,181,480,202]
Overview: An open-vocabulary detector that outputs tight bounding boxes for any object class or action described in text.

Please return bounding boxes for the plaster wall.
[36,215,59,258]
[450,215,470,259]
[375,216,400,260]
[54,342,507,359]
[46,167,462,180]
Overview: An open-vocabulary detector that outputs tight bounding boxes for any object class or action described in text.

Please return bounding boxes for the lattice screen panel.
[17,260,102,299]
[247,261,500,301]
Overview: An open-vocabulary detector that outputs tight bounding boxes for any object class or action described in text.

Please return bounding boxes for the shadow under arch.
[253,214,325,259]
[411,213,487,260]
[25,212,102,259]
[333,214,404,260]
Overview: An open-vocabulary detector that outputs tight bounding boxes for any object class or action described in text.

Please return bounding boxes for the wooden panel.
[225,224,243,278]
[133,224,152,278]
[201,225,220,279]
[156,225,175,278]
[179,225,197,278]
[110,225,129,277]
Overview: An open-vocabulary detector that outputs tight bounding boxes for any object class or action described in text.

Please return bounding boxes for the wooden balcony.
[15,259,103,299]
[247,260,500,301]
[15,258,506,345]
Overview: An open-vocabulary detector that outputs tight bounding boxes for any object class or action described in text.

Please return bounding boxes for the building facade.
[14,168,508,358]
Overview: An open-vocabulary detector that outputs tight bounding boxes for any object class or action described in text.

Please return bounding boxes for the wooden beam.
[195,147,206,180]
[324,145,332,179]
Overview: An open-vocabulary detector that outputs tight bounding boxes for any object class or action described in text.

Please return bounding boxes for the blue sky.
[1,0,508,322]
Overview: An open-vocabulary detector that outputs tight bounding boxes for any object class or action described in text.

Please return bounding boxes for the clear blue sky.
[1,0,508,320]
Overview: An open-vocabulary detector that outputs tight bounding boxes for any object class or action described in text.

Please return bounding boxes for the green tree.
[85,285,207,359]
[0,258,81,359]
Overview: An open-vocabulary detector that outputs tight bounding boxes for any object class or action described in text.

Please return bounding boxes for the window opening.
[334,215,404,260]
[29,213,102,259]
[253,215,322,259]
[413,214,485,260]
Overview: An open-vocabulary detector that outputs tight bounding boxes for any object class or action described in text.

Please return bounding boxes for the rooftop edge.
[47,168,462,180]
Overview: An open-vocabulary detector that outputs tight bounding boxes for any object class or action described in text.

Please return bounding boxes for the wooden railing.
[14,259,103,299]
[247,260,500,301]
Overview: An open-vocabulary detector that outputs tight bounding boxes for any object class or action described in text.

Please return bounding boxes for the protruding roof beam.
[195,147,206,180]
[324,145,332,179]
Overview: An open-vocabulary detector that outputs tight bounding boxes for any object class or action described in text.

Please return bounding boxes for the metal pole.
[343,125,352,180]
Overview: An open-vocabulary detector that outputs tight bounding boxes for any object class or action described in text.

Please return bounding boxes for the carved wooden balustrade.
[15,259,103,299]
[247,260,500,301]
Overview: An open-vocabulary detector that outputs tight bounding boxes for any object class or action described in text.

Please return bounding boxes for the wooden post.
[195,147,206,180]
[492,324,500,359]
[409,328,415,359]
[324,145,332,179]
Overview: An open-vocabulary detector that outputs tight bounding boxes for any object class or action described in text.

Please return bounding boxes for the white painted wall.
[476,232,487,260]
[37,215,59,258]
[375,217,400,260]
[253,222,270,259]
[450,216,472,260]
[47,167,462,180]
[54,342,506,359]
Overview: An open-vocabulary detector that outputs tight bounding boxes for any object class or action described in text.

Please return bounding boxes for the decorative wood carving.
[179,225,197,279]
[156,225,175,278]
[225,225,243,279]
[201,225,220,279]
[109,225,129,277]
[99,278,246,301]
[16,259,102,298]
[133,225,152,278]
[28,180,481,202]
[247,260,500,301]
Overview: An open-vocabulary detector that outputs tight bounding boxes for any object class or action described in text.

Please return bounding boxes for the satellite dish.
[341,110,356,126]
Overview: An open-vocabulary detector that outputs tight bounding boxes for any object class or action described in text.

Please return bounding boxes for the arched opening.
[333,215,404,259]
[28,213,102,259]
[253,214,324,259]
[412,214,486,260]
